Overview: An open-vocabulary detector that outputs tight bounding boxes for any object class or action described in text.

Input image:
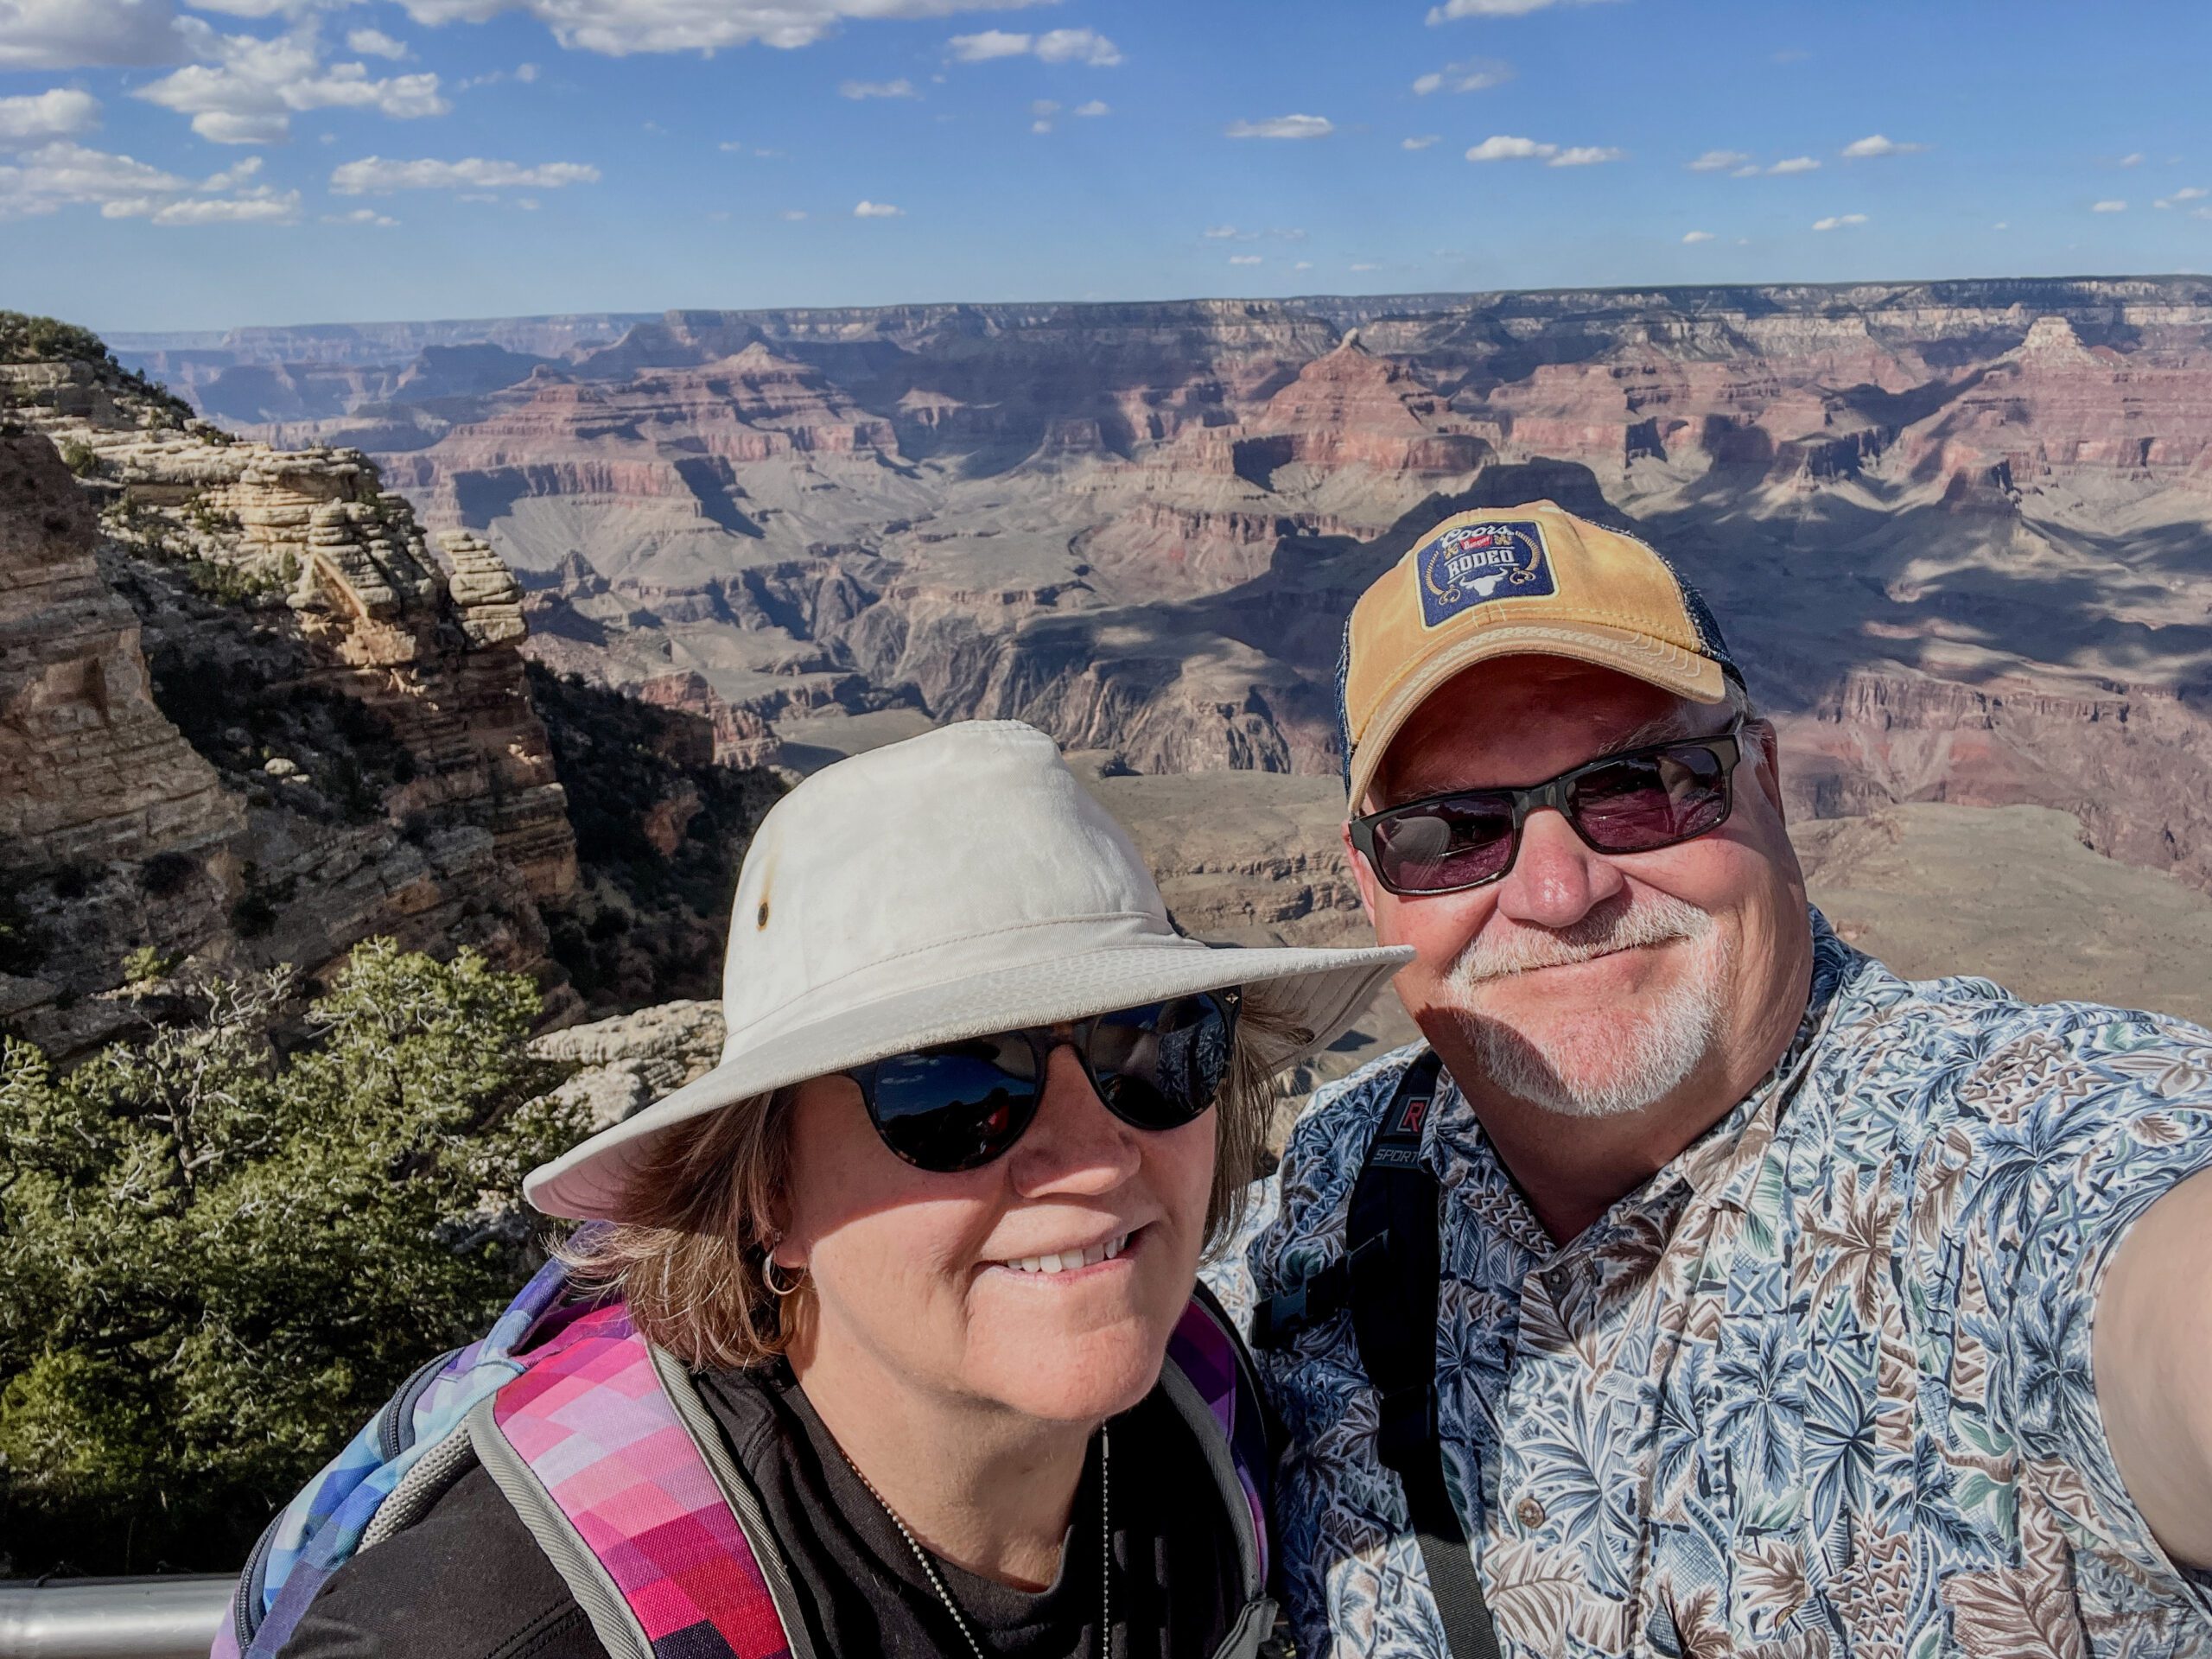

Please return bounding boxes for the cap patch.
[1416,519,1556,628]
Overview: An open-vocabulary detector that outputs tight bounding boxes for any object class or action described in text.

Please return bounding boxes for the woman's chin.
[969,1324,1173,1425]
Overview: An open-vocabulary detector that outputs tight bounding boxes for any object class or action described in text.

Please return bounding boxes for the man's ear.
[1344,818,1386,927]
[1747,718,1786,824]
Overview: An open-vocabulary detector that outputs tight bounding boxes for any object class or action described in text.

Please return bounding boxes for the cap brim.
[1346,620,1727,811]
[524,937,1413,1222]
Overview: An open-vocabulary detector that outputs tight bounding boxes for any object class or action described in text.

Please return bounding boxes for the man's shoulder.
[1282,1041,1430,1158]
[1822,943,2212,1147]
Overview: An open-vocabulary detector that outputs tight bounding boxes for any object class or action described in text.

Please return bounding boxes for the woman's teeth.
[1001,1232,1130,1275]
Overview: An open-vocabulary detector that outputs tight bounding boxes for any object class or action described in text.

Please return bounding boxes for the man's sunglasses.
[847,990,1241,1173]
[1348,719,1750,897]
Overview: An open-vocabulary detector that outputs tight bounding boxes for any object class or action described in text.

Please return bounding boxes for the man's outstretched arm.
[2096,1165,2212,1570]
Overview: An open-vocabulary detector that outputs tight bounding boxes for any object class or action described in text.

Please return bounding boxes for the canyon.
[10,273,2204,1048]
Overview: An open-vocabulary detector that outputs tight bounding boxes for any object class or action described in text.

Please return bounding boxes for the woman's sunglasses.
[847,990,1241,1173]
[1348,720,1750,897]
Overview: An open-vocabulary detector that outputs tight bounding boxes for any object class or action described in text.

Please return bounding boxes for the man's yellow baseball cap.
[1338,500,1743,810]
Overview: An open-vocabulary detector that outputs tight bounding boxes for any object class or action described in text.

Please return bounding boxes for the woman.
[252,721,1408,1659]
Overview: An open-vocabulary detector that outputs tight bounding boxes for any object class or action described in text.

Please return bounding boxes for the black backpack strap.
[1258,1051,1503,1659]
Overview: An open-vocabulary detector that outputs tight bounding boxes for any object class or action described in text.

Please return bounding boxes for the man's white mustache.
[1446,893,1713,985]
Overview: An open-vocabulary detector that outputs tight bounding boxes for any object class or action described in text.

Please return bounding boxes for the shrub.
[0,941,583,1575]
[137,850,198,899]
[57,440,99,479]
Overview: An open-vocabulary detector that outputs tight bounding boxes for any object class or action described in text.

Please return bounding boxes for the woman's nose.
[1004,1041,1141,1198]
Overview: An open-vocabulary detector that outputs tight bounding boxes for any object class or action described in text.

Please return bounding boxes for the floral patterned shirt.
[1205,912,2212,1659]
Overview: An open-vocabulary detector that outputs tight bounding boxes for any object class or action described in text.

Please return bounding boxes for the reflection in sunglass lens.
[1571,746,1729,852]
[1374,796,1516,894]
[868,1039,1036,1172]
[1092,995,1234,1129]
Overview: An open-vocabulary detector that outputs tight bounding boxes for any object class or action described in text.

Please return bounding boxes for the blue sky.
[3,0,2209,334]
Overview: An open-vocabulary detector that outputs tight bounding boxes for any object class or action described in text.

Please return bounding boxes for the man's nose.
[1005,1041,1140,1198]
[1491,807,1625,930]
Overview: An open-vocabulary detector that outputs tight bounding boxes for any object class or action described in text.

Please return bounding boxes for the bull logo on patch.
[1416,519,1556,628]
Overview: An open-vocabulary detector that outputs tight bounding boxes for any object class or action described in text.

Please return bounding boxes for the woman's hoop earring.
[763,1257,806,1299]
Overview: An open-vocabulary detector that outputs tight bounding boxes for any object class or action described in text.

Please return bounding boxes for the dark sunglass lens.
[868,1041,1036,1171]
[1571,746,1729,853]
[1090,995,1234,1129]
[1374,797,1516,893]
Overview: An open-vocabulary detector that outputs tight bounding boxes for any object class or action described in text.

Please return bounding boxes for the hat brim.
[1346,620,1727,812]
[524,937,1412,1222]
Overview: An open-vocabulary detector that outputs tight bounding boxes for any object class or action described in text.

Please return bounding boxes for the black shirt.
[283,1363,1243,1659]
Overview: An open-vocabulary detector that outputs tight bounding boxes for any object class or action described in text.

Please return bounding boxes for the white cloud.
[853,198,902,216]
[1992,220,2007,230]
[1840,133,1924,158]
[1681,229,1713,243]
[1811,213,1867,230]
[2119,152,2144,167]
[718,140,781,155]
[346,27,410,59]
[1767,156,1819,174]
[1072,99,1108,117]
[1228,253,1261,264]
[1466,133,1552,161]
[1686,149,1749,172]
[945,23,1118,66]
[1350,261,1379,270]
[330,155,600,193]
[514,60,538,79]
[1730,163,1759,177]
[1293,259,1312,270]
[2154,186,2205,209]
[2092,199,2126,213]
[145,190,299,224]
[1412,56,1511,95]
[392,0,1060,56]
[1548,145,1619,167]
[0,137,296,223]
[0,88,100,142]
[1031,98,1058,115]
[1035,27,1120,65]
[1402,134,1440,151]
[137,28,450,143]
[839,78,916,99]
[323,205,397,224]
[1203,224,1241,238]
[1227,113,1332,140]
[1030,118,1050,132]
[947,28,1030,59]
[1427,0,1616,18]
[0,0,190,69]
[779,207,807,219]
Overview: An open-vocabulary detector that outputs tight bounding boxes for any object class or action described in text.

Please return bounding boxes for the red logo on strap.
[1395,1094,1431,1136]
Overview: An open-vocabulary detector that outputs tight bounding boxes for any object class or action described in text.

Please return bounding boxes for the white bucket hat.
[526,720,1411,1221]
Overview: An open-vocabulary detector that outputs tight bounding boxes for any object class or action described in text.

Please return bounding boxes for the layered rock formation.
[111,276,2212,909]
[0,335,588,1050]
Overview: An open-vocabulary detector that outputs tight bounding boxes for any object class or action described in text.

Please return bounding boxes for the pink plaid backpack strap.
[468,1304,797,1659]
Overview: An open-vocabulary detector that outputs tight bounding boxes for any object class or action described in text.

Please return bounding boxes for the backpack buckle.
[1375,1383,1439,1473]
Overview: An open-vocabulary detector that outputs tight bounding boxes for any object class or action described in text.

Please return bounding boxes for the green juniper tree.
[0,941,586,1575]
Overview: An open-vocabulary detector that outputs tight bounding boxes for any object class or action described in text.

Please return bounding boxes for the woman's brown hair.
[556,995,1304,1370]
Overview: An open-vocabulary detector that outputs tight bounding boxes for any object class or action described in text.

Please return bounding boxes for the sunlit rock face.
[0,346,582,1054]
[111,277,2212,910]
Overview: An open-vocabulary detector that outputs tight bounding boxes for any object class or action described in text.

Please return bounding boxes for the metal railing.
[0,1577,232,1659]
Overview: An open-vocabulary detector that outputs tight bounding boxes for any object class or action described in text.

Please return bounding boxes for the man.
[1210,501,2212,1657]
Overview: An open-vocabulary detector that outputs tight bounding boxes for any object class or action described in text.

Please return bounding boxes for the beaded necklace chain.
[840,1427,1111,1659]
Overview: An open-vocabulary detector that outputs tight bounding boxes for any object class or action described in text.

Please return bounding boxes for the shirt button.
[1516,1495,1547,1529]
